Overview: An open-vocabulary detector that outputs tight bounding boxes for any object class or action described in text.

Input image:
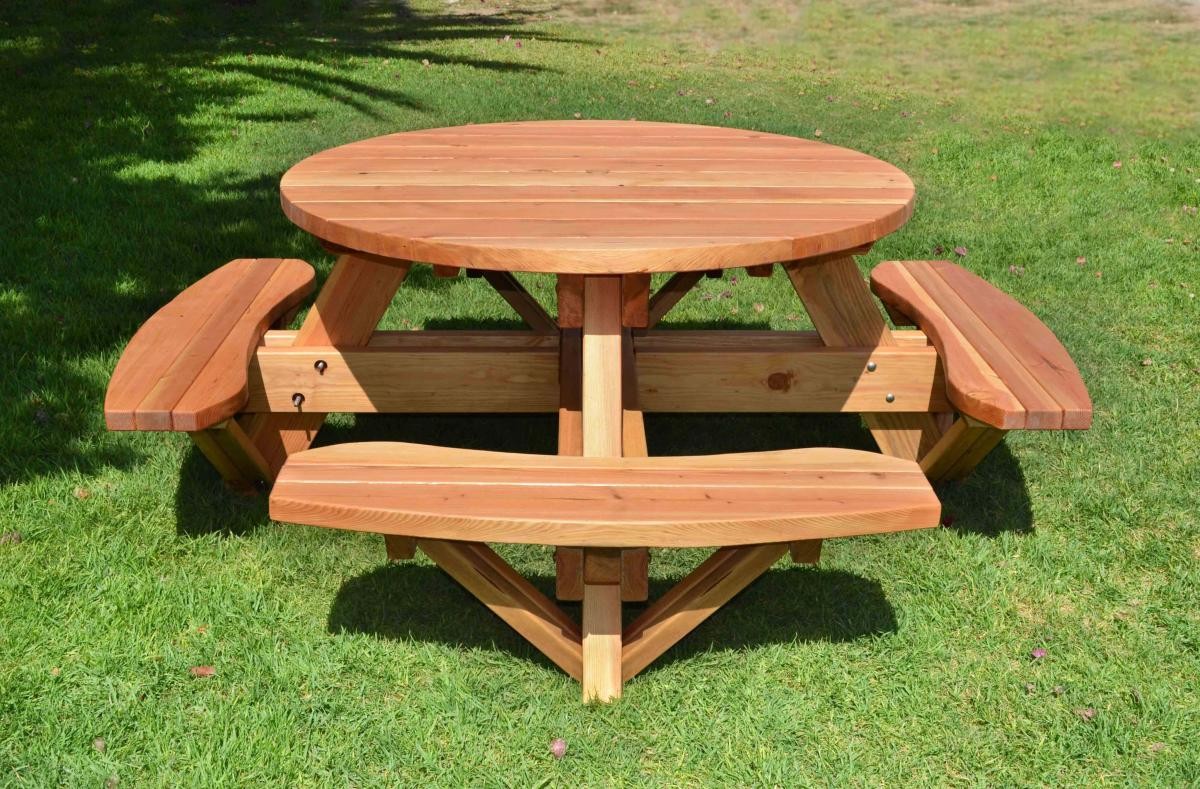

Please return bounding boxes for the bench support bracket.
[919,415,1007,482]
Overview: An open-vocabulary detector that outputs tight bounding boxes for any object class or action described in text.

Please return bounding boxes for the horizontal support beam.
[250,331,560,413]
[635,330,949,413]
[246,330,950,415]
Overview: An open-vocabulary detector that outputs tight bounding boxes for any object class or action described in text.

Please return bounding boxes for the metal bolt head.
[292,392,305,408]
[866,361,877,372]
[314,359,328,374]
[885,392,895,403]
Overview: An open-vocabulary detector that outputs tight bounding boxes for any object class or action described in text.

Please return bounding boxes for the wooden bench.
[870,260,1091,480]
[269,440,940,694]
[105,258,315,485]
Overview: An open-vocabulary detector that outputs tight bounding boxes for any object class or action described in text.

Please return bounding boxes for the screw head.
[885,392,895,403]
[866,361,877,372]
[292,392,305,408]
[314,359,328,374]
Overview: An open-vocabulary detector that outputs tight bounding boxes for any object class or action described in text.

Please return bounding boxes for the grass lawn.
[2,0,1199,783]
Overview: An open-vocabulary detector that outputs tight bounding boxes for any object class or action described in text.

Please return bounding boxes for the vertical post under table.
[580,275,625,702]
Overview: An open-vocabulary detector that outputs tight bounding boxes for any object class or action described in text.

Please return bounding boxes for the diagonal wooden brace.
[418,539,583,680]
[621,543,788,682]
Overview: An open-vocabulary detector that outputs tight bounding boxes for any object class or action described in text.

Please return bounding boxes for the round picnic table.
[277,119,930,470]
[274,121,936,700]
[280,120,914,273]
[102,121,1091,701]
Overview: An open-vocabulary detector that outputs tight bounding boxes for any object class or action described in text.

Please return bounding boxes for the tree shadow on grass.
[0,0,578,485]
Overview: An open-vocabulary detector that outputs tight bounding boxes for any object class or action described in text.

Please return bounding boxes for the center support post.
[580,275,626,702]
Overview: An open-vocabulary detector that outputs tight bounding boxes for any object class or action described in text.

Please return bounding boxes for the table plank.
[281,121,914,273]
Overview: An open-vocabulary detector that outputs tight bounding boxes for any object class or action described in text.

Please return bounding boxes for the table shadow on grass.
[175,448,270,537]
[325,561,897,677]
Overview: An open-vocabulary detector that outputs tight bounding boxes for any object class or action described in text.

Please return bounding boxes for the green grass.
[2,0,1199,783]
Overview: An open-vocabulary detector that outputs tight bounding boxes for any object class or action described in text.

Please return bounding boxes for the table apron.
[244,330,951,415]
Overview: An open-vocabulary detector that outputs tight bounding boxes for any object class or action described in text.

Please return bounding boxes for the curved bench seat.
[105,258,315,432]
[268,441,941,548]
[871,260,1091,430]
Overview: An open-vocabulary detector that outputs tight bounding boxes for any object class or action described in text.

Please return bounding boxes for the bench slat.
[105,259,314,431]
[931,262,1091,429]
[269,442,941,548]
[871,260,1091,430]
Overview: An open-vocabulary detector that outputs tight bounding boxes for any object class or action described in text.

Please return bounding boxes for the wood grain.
[620,330,650,603]
[646,271,705,327]
[783,256,945,460]
[582,277,624,458]
[244,253,411,478]
[919,415,1007,482]
[871,261,1092,430]
[105,258,315,432]
[267,442,942,548]
[246,330,947,415]
[582,578,622,702]
[417,539,583,680]
[280,121,915,273]
[480,270,558,334]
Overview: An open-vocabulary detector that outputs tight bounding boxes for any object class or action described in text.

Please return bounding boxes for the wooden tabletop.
[280,120,915,274]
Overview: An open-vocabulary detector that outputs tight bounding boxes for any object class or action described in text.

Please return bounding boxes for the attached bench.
[269,441,940,696]
[105,258,315,485]
[870,260,1091,480]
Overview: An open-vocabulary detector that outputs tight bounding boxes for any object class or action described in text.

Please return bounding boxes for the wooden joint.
[384,535,417,561]
[789,539,822,564]
[621,274,651,328]
[583,548,622,585]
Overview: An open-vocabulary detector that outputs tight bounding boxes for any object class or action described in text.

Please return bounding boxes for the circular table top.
[280,121,915,274]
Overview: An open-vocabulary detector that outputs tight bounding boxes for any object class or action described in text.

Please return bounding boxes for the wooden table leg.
[619,329,650,601]
[580,275,625,701]
[783,255,945,561]
[554,326,586,601]
[555,288,649,604]
[241,252,411,477]
[582,547,623,702]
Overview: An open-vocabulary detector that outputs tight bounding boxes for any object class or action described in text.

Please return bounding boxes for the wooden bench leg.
[919,415,1007,482]
[189,420,272,492]
[418,539,583,680]
[384,535,416,561]
[622,543,788,682]
[789,539,822,565]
